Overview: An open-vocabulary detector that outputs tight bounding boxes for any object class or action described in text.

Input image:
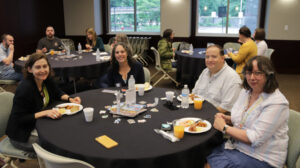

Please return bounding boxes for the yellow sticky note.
[95,135,118,149]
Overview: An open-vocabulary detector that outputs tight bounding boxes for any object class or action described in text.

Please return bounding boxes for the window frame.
[195,0,262,37]
[107,0,161,35]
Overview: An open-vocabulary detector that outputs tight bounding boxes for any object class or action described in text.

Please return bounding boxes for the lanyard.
[239,94,263,128]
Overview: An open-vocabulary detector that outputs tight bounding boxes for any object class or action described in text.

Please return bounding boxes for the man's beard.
[47,34,54,39]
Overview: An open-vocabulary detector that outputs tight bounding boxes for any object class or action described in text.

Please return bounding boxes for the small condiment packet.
[114,118,121,124]
[99,110,106,114]
[138,119,146,123]
[102,89,117,94]
[127,119,136,124]
[113,101,117,104]
[176,105,181,108]
[102,115,109,119]
[150,108,159,112]
[104,105,111,109]
[139,101,147,105]
[160,97,167,100]
[144,114,151,119]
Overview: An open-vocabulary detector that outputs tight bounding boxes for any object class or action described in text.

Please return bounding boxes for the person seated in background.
[5,53,81,156]
[227,26,257,79]
[85,28,105,52]
[205,56,289,168]
[253,28,268,56]
[0,34,22,80]
[104,42,144,87]
[158,28,176,71]
[36,26,64,53]
[192,45,241,113]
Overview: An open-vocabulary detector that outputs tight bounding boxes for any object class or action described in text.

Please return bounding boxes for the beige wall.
[266,0,300,40]
[64,0,101,36]
[161,0,191,37]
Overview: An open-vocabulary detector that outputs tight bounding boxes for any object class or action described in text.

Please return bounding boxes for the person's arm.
[1,44,14,65]
[95,37,105,51]
[158,40,173,59]
[229,43,250,64]
[218,79,242,113]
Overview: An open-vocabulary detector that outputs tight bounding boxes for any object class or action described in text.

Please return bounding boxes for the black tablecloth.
[176,48,233,88]
[36,88,222,168]
[15,52,110,78]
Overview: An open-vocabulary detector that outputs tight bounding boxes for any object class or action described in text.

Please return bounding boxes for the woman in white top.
[254,28,268,56]
[205,56,289,168]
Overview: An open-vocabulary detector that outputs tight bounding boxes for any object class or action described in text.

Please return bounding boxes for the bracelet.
[222,124,229,134]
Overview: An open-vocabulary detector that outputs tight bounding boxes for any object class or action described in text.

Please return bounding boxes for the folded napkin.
[154,129,179,142]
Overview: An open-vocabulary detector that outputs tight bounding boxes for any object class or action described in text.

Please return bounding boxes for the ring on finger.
[54,114,57,118]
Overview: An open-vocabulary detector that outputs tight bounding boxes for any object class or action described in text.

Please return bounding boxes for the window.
[109,0,160,33]
[197,0,260,35]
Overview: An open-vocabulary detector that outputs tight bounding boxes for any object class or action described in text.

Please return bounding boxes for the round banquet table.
[36,88,223,168]
[176,48,233,88]
[14,52,110,78]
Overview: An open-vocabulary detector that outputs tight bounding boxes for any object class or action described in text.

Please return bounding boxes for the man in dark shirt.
[36,26,63,53]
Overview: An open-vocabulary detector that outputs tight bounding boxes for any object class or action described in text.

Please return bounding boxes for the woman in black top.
[106,42,145,87]
[5,53,81,154]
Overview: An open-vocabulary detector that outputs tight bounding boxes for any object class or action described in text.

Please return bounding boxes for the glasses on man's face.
[245,71,265,77]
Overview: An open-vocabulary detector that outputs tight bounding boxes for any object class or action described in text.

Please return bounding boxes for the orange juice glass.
[173,125,184,139]
[194,97,203,110]
[50,49,55,55]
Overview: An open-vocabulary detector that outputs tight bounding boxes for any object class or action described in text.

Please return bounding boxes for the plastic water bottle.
[96,48,100,61]
[126,75,136,105]
[78,43,82,54]
[181,84,189,109]
[189,44,194,55]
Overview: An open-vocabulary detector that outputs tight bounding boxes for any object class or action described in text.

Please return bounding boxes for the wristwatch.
[222,124,229,134]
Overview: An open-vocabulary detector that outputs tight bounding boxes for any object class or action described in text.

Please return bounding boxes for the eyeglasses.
[245,71,265,77]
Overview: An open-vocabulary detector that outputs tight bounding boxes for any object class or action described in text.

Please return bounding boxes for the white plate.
[55,103,83,115]
[174,117,212,134]
[135,83,153,92]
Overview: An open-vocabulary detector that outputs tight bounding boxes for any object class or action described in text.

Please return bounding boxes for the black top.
[106,61,145,87]
[6,78,64,142]
[37,37,63,51]
[92,37,105,52]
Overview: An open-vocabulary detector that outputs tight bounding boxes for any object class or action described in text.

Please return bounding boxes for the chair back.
[0,92,14,137]
[0,80,17,85]
[150,47,162,70]
[104,44,111,53]
[32,143,95,168]
[287,109,300,168]
[61,39,75,51]
[223,42,241,51]
[172,42,181,51]
[264,48,274,59]
[143,67,150,83]
[178,42,190,50]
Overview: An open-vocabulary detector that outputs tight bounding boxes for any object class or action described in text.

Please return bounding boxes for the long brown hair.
[86,28,97,47]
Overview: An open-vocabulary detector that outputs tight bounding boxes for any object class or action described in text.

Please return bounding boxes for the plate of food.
[82,49,92,52]
[177,94,204,104]
[174,117,211,134]
[55,103,83,115]
[135,82,153,92]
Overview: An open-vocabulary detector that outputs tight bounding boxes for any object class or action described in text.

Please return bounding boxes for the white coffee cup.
[166,91,175,102]
[83,107,94,122]
[137,84,145,96]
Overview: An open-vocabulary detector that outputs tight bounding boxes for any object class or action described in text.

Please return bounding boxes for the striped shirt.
[225,89,289,168]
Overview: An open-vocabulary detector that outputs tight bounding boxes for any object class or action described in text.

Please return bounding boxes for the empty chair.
[0,79,17,91]
[61,38,75,51]
[0,92,33,168]
[223,42,241,51]
[263,48,274,60]
[104,44,111,53]
[172,42,182,51]
[286,109,300,168]
[143,67,150,83]
[150,47,179,87]
[178,42,190,51]
[32,143,95,168]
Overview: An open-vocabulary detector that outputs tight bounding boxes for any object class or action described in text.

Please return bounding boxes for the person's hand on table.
[69,96,81,104]
[213,114,226,131]
[43,109,62,119]
[85,44,92,50]
[42,47,48,53]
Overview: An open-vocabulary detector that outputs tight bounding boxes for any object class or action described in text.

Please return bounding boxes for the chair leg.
[166,73,180,86]
[10,159,18,168]
[153,74,167,87]
[150,71,160,80]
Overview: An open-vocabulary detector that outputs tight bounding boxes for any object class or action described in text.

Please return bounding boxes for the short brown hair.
[239,26,251,38]
[23,53,54,79]
[254,28,266,41]
[207,44,224,56]
[242,56,278,93]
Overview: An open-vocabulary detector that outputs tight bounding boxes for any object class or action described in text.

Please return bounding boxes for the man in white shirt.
[192,45,241,113]
[0,34,22,80]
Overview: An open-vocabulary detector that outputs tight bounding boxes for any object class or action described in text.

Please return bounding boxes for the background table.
[15,52,110,79]
[176,48,233,88]
[36,88,222,168]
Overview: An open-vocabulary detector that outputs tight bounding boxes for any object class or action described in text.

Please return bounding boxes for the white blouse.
[225,88,289,168]
[256,40,268,56]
